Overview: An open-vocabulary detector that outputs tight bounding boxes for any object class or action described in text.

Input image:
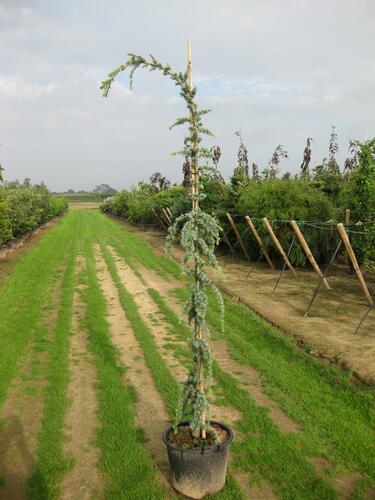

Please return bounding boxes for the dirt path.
[94,245,172,494]
[124,223,375,384]
[60,257,103,499]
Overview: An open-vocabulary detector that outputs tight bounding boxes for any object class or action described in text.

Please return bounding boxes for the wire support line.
[271,235,297,295]
[304,239,342,317]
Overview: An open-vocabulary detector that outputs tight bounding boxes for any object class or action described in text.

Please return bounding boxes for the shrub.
[235,179,337,266]
[49,196,68,217]
[0,180,67,247]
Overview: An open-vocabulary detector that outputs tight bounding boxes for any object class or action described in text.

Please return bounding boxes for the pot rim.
[162,420,234,453]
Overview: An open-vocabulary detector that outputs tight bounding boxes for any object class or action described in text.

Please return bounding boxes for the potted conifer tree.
[101,44,233,499]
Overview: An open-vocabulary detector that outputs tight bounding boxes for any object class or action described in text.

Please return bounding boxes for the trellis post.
[290,220,330,289]
[152,208,167,230]
[337,223,373,306]
[226,212,250,262]
[245,216,274,269]
[263,217,297,278]
[162,208,171,225]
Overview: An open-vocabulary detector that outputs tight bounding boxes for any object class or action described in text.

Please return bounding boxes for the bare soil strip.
[93,245,172,493]
[0,279,61,499]
[60,257,103,499]
[107,245,240,426]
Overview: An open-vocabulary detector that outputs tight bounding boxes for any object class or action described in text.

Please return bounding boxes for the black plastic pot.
[162,421,234,499]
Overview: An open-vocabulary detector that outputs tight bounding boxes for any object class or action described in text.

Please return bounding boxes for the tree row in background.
[0,166,67,247]
[102,132,375,269]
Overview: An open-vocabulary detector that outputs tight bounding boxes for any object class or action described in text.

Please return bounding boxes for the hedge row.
[102,140,375,267]
[0,180,68,247]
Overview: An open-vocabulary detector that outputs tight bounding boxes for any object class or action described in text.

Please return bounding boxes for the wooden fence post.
[290,220,331,289]
[244,216,274,269]
[263,218,298,278]
[226,212,250,262]
[337,223,373,305]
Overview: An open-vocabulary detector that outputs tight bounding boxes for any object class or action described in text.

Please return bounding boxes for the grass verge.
[0,215,72,411]
[27,228,78,497]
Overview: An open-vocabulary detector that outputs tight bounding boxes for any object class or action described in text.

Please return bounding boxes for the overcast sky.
[0,0,374,191]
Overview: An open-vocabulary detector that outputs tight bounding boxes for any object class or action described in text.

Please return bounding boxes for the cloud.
[0,0,374,191]
[0,79,56,99]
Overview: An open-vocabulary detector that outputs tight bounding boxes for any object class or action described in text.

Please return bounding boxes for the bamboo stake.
[226,212,250,262]
[188,41,206,438]
[337,223,373,305]
[166,207,172,219]
[290,220,331,290]
[263,218,298,278]
[345,209,351,225]
[245,216,274,269]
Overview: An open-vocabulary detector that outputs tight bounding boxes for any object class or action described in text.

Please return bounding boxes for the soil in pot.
[168,423,228,449]
[163,421,233,499]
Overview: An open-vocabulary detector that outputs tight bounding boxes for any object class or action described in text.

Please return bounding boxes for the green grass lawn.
[0,208,373,499]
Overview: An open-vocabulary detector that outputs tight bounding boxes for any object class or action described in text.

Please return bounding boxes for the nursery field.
[0,208,374,499]
[128,225,375,384]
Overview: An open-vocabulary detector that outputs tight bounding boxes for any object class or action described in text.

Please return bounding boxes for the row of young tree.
[0,165,67,247]
[102,133,375,267]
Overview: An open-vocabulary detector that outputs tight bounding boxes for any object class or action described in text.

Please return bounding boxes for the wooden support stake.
[263,218,298,278]
[245,216,274,269]
[337,223,373,305]
[290,220,331,289]
[152,208,166,230]
[226,212,250,261]
[166,207,172,219]
[161,208,171,225]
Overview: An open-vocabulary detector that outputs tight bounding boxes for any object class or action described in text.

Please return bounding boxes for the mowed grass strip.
[0,215,73,410]
[99,210,375,497]
[99,241,247,500]
[205,294,375,473]
[93,210,181,280]
[27,215,79,498]
[79,235,167,499]
[172,287,375,498]
[149,288,338,499]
